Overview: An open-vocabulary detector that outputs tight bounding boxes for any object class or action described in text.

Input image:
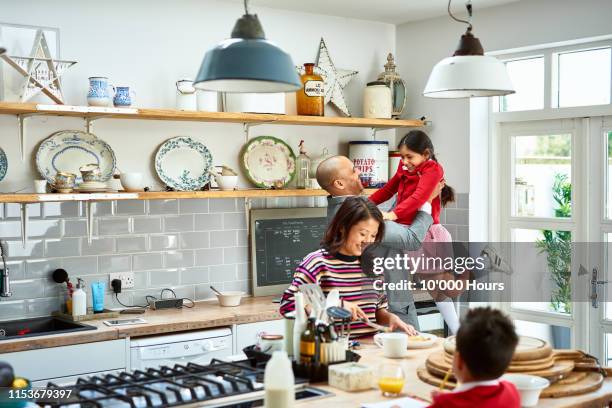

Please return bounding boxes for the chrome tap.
[0,240,10,297]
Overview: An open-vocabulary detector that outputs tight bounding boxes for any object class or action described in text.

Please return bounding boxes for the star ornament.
[0,29,76,104]
[314,38,358,117]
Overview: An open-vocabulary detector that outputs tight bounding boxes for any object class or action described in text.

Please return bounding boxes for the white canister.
[196,90,219,112]
[363,81,392,119]
[349,141,389,188]
[389,150,401,179]
[176,79,197,111]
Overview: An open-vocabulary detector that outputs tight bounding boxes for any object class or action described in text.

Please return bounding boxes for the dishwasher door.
[130,327,233,370]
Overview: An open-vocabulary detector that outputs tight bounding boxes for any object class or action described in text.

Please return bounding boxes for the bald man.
[316,155,441,329]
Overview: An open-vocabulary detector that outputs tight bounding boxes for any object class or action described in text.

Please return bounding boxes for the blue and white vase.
[113,86,134,108]
[87,77,115,107]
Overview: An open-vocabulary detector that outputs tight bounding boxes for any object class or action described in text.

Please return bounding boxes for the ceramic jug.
[113,86,135,108]
[88,77,115,107]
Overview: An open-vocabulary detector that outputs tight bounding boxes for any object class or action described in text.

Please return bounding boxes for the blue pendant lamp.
[194,0,301,93]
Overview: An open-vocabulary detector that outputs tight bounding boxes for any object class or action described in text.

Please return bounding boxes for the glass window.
[512,134,572,218]
[557,47,611,108]
[511,228,572,315]
[607,132,612,220]
[499,57,545,112]
[515,320,572,349]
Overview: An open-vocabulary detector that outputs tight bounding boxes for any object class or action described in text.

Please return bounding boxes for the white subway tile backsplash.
[223,247,248,264]
[26,297,60,317]
[236,263,249,280]
[457,226,469,242]
[148,200,179,215]
[445,209,469,226]
[133,217,162,234]
[195,214,223,230]
[64,219,87,237]
[163,250,195,268]
[5,260,25,280]
[43,202,81,218]
[45,238,81,257]
[93,201,114,216]
[62,256,98,275]
[223,213,246,230]
[210,264,236,282]
[81,237,115,255]
[210,199,235,213]
[164,215,194,232]
[181,267,209,285]
[195,284,214,300]
[179,231,210,249]
[116,236,148,253]
[194,248,224,266]
[0,221,23,238]
[10,279,45,300]
[97,217,131,235]
[116,200,146,215]
[149,269,180,286]
[457,193,469,209]
[179,199,209,214]
[6,240,44,258]
[150,234,179,251]
[237,231,248,246]
[210,230,237,248]
[5,203,41,219]
[99,255,131,274]
[223,280,249,292]
[25,258,62,279]
[132,253,162,271]
[0,299,27,319]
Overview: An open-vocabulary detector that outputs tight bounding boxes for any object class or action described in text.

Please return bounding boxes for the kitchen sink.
[0,316,96,341]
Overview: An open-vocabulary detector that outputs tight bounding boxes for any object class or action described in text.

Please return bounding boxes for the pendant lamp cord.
[243,0,250,15]
[447,0,473,31]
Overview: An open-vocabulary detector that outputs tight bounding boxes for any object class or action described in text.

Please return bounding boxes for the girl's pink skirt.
[409,224,454,275]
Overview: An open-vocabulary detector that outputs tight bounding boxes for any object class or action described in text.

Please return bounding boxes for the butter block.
[328,362,375,391]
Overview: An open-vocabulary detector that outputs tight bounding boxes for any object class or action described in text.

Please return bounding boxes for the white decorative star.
[0,29,76,104]
[314,38,358,117]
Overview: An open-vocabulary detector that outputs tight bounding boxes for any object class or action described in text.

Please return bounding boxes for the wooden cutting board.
[443,335,553,361]
[417,365,457,390]
[442,351,555,371]
[427,351,574,381]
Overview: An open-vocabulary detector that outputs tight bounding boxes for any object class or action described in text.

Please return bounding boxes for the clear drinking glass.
[377,362,405,397]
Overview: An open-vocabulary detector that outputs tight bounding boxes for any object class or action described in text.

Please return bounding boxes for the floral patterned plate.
[0,147,6,181]
[36,130,116,184]
[155,136,213,191]
[240,136,296,188]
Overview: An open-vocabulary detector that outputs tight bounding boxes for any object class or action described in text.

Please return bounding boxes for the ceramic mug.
[88,77,115,107]
[374,332,408,358]
[79,163,101,182]
[113,86,135,108]
[53,172,76,189]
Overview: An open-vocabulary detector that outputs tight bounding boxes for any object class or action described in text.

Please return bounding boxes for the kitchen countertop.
[0,296,281,353]
[300,340,612,408]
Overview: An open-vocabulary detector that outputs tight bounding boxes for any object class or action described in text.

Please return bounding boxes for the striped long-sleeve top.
[279,248,388,339]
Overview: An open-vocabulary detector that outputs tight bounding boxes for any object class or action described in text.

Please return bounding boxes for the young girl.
[369,130,460,334]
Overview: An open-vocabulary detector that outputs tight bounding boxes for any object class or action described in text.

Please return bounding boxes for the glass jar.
[295,140,310,189]
[296,63,324,116]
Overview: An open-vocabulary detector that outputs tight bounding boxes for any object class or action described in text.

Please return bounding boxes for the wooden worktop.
[0,296,281,353]
[299,341,612,408]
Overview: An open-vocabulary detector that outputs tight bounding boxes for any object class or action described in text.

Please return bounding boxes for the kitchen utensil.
[155,136,213,191]
[502,374,549,407]
[215,290,244,307]
[36,130,116,184]
[210,286,223,296]
[240,136,296,188]
[362,318,391,333]
[374,332,408,358]
[324,289,340,316]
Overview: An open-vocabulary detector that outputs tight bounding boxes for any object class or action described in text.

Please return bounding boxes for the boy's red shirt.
[427,381,521,408]
[369,160,443,224]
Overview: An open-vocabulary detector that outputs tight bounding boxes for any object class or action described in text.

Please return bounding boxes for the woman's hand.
[382,211,398,221]
[388,314,418,336]
[342,300,369,321]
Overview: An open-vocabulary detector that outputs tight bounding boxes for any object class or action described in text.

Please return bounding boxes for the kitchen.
[1,0,612,406]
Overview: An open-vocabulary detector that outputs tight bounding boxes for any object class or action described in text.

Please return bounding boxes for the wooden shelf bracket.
[242,120,276,143]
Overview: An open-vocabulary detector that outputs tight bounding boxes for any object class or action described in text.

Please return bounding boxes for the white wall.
[396,0,612,194]
[0,0,396,191]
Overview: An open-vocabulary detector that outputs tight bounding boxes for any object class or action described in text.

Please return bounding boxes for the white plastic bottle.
[72,278,87,317]
[264,350,295,408]
[292,292,307,359]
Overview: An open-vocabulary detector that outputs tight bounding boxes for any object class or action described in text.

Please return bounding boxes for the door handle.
[591,267,607,308]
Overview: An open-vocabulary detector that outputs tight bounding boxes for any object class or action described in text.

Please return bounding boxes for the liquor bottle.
[296,63,324,116]
[295,140,310,189]
[300,316,317,364]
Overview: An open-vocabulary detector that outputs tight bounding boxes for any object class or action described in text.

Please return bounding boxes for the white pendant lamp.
[423,0,515,98]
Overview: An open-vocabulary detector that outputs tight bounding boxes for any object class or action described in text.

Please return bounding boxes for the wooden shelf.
[0,102,424,129]
[0,189,378,204]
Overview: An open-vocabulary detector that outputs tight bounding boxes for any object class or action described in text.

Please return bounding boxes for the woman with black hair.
[279,197,417,339]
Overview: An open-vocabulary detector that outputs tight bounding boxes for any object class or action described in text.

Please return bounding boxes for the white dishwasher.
[130,327,233,370]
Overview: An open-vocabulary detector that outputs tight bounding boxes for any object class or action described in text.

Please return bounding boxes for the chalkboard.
[250,208,327,296]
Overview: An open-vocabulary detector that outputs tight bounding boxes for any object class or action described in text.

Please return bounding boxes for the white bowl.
[120,173,144,191]
[217,175,238,191]
[502,374,550,407]
[215,291,245,307]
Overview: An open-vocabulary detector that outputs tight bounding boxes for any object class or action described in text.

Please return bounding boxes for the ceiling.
[236,0,520,25]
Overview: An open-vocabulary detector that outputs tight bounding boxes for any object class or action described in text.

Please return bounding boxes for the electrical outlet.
[109,272,135,289]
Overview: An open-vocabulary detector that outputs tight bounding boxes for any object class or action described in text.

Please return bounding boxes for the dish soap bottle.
[72,278,87,318]
[264,350,295,408]
[296,63,324,116]
[295,140,310,189]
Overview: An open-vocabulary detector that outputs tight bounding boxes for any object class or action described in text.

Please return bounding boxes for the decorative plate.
[36,130,116,184]
[155,136,213,191]
[240,136,296,188]
[0,147,7,181]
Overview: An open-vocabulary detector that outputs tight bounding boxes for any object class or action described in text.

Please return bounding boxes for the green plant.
[536,173,572,313]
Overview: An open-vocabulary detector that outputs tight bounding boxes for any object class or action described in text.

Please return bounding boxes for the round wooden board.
[540,372,604,398]
[417,365,456,390]
[556,371,588,385]
[444,335,552,361]
[442,351,555,371]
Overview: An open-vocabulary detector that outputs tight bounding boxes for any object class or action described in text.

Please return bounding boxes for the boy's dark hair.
[322,196,384,255]
[456,307,518,380]
[398,130,455,207]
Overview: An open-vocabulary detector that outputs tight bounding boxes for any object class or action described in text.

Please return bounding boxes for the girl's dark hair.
[398,130,455,207]
[323,197,384,255]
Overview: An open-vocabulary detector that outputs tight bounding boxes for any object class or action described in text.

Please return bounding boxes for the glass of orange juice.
[377,362,405,397]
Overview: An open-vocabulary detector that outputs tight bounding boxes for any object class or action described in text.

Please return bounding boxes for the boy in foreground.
[428,307,520,407]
